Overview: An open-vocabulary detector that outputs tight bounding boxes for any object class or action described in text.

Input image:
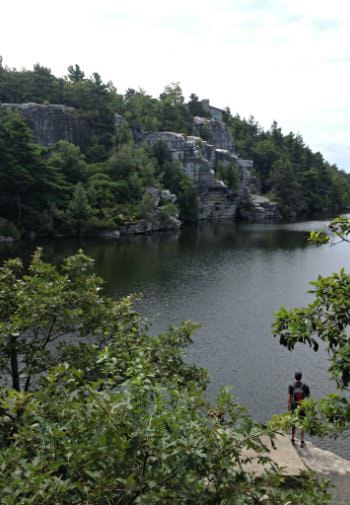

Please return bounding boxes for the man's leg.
[291,425,296,444]
[300,428,305,447]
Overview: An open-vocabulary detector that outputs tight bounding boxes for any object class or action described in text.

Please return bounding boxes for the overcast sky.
[1,0,349,170]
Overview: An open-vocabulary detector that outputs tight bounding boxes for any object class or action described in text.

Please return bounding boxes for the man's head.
[295,371,302,381]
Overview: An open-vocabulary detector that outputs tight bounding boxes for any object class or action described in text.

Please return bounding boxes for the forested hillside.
[0,60,349,238]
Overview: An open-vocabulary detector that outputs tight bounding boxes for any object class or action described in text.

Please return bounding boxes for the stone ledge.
[242,434,307,476]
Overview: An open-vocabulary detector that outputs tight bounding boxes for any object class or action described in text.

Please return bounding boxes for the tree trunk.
[16,193,22,223]
[9,335,20,391]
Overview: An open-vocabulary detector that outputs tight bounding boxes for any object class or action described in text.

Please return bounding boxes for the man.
[288,371,310,447]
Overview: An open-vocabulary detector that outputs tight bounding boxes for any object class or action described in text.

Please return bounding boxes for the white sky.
[1,0,349,170]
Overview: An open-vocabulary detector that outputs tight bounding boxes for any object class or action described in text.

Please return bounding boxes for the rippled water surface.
[1,219,350,457]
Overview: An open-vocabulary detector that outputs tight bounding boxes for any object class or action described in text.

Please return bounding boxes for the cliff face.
[192,116,235,152]
[133,117,262,221]
[1,103,89,148]
[0,102,280,224]
[133,115,281,221]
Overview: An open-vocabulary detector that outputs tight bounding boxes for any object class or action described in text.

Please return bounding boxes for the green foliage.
[48,141,88,185]
[0,252,329,504]
[0,62,122,162]
[273,217,350,436]
[107,144,157,203]
[64,183,92,236]
[152,143,198,223]
[224,111,350,217]
[0,63,63,103]
[137,191,158,219]
[0,220,20,240]
[0,110,67,230]
[123,88,160,131]
[66,64,85,83]
[159,83,192,133]
[0,249,116,392]
[198,123,213,142]
[216,160,240,191]
[160,202,179,220]
[187,93,210,118]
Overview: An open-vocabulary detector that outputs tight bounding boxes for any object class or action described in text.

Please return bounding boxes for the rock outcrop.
[132,113,282,222]
[1,103,89,148]
[239,194,281,221]
[192,116,235,152]
[101,187,181,238]
[0,217,17,243]
[118,214,181,236]
[0,102,281,226]
[132,115,274,221]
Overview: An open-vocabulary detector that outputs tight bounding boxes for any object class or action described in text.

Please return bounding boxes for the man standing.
[288,371,310,447]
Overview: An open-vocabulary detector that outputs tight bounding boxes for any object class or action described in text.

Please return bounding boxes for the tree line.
[224,112,350,217]
[0,59,349,239]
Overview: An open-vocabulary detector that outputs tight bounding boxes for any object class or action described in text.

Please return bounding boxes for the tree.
[67,64,85,82]
[159,83,191,133]
[0,110,67,228]
[216,161,240,191]
[0,252,329,504]
[65,183,92,236]
[152,143,198,223]
[273,216,350,436]
[107,144,157,202]
[48,140,88,185]
[268,158,306,217]
[187,93,209,118]
[0,249,117,392]
[123,88,160,131]
[251,139,281,192]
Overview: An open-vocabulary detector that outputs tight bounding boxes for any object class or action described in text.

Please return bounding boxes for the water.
[1,219,349,457]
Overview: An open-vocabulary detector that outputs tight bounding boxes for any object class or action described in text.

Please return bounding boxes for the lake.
[1,219,349,457]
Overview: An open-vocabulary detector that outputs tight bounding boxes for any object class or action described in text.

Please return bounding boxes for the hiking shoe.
[300,441,305,448]
[291,439,296,445]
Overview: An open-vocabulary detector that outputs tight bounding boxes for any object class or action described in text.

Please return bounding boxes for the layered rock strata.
[133,116,264,221]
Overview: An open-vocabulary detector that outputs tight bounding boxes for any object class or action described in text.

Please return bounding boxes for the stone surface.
[242,434,307,477]
[240,194,281,221]
[133,122,260,222]
[1,103,89,148]
[134,130,220,190]
[192,116,235,152]
[118,214,181,236]
[114,112,125,131]
[296,441,350,505]
[115,187,180,236]
[160,189,177,204]
[0,235,14,243]
[99,230,121,239]
[0,217,16,242]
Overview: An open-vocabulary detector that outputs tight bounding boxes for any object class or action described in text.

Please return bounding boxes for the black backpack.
[291,382,305,409]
